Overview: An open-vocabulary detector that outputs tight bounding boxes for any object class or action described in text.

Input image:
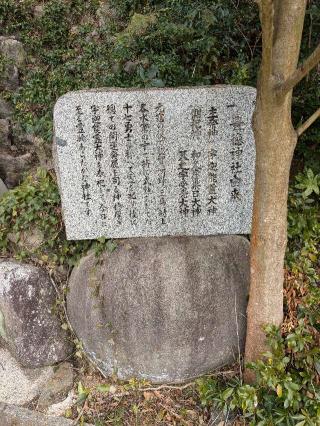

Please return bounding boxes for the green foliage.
[197,167,320,425]
[0,0,318,166]
[197,322,320,425]
[0,169,115,268]
[287,169,320,282]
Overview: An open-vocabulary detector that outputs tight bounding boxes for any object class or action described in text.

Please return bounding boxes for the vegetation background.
[0,1,319,424]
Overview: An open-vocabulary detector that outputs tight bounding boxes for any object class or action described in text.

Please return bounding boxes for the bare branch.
[276,43,320,96]
[259,0,274,76]
[296,107,320,137]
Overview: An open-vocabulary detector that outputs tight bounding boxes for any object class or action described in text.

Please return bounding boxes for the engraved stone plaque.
[53,86,256,240]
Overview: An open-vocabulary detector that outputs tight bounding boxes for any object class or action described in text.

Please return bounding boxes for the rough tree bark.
[244,0,320,382]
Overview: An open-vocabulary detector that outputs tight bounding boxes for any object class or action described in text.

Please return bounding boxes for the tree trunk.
[244,97,297,380]
[244,0,307,382]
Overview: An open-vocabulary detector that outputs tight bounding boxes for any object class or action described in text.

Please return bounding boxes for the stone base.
[67,235,249,383]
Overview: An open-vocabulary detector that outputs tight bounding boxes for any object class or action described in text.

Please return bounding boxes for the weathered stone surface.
[37,362,74,412]
[0,260,73,368]
[0,64,19,91]
[0,152,35,188]
[0,178,8,197]
[67,235,249,383]
[0,119,10,147]
[96,2,117,27]
[0,98,13,118]
[0,37,24,91]
[47,390,76,417]
[54,86,256,240]
[8,227,44,252]
[0,402,92,426]
[33,4,45,18]
[0,37,25,68]
[0,348,54,405]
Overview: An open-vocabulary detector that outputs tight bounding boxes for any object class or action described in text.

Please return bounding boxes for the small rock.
[0,178,8,198]
[96,1,117,27]
[2,64,19,91]
[0,260,73,368]
[0,348,54,405]
[21,227,45,252]
[0,119,10,147]
[0,151,35,188]
[33,4,45,18]
[0,38,25,68]
[8,227,44,252]
[0,37,25,91]
[0,401,91,425]
[28,135,53,170]
[123,60,138,74]
[0,98,13,118]
[47,389,76,417]
[37,362,74,412]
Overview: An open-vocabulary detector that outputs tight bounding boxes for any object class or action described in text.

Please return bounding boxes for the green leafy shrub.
[197,322,320,425]
[287,169,320,282]
[0,169,115,267]
[1,0,318,167]
[197,167,319,425]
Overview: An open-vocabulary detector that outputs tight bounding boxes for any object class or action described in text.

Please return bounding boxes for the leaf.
[77,381,90,404]
[96,384,110,393]
[221,387,234,400]
[308,253,317,262]
[143,391,154,400]
[276,384,283,397]
[151,78,165,87]
[106,240,117,252]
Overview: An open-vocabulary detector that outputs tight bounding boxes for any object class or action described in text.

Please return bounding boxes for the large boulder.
[67,236,249,383]
[0,261,73,368]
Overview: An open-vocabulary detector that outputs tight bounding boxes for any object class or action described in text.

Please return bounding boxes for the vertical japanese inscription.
[139,103,152,225]
[123,103,138,226]
[189,105,202,217]
[75,105,91,216]
[178,150,190,217]
[230,113,245,201]
[191,150,201,216]
[191,106,202,139]
[207,106,219,215]
[91,105,107,221]
[155,103,167,225]
[108,104,122,225]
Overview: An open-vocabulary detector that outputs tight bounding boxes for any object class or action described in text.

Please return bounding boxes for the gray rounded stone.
[0,260,73,368]
[0,38,25,68]
[0,348,54,405]
[67,236,249,383]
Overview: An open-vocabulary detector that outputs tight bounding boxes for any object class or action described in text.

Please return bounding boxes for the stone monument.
[54,86,256,239]
[54,85,256,383]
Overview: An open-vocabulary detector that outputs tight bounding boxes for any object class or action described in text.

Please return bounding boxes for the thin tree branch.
[259,0,274,77]
[276,43,320,96]
[296,107,320,137]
